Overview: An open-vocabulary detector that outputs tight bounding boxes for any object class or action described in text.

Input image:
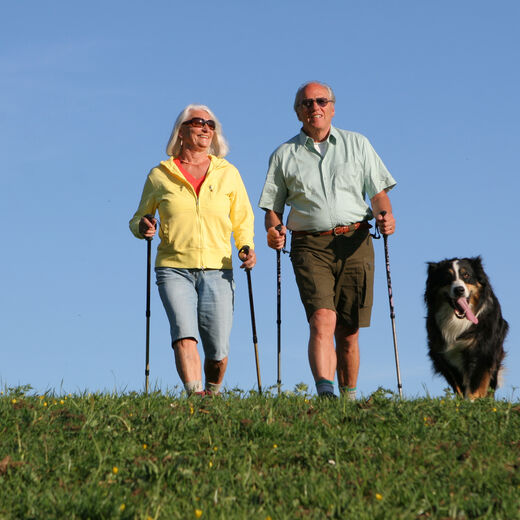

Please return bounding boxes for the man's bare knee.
[309,309,336,334]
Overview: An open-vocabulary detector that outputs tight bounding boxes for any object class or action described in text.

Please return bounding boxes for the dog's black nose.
[453,285,465,297]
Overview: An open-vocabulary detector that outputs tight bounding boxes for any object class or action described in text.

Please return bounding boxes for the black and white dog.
[425,256,508,399]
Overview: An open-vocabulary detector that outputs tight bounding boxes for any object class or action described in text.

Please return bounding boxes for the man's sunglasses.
[299,98,333,109]
[182,117,216,130]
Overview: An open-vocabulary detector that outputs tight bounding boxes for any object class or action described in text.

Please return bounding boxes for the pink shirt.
[173,158,206,196]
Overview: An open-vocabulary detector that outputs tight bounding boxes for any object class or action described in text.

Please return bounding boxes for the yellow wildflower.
[195,509,203,518]
[119,504,126,511]
[112,466,119,474]
[376,493,383,501]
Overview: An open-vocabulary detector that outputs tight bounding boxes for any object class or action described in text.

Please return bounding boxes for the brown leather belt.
[292,221,371,237]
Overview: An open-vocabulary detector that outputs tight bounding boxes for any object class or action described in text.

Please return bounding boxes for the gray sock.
[316,378,335,395]
[184,380,203,395]
[340,386,357,400]
[205,382,222,394]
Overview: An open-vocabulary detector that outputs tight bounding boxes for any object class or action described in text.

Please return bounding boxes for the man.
[259,81,396,399]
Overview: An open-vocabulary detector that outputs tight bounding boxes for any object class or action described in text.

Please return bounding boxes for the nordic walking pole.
[379,211,403,398]
[275,224,284,396]
[145,237,151,394]
[144,214,156,395]
[239,246,262,394]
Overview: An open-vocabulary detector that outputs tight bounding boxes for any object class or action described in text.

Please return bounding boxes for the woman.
[130,104,256,396]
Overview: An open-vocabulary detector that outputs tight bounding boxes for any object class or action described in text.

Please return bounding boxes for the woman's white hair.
[293,81,336,112]
[165,104,229,157]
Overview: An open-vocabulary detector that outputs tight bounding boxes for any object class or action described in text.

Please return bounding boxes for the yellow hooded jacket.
[129,156,255,269]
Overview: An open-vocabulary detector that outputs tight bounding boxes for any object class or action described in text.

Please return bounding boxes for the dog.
[425,256,508,399]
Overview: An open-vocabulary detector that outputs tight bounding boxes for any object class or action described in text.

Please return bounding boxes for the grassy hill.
[1,386,519,519]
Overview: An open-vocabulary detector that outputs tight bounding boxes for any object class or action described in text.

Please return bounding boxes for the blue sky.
[1,1,519,399]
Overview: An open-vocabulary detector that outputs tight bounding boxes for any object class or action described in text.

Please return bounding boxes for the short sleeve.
[258,152,288,214]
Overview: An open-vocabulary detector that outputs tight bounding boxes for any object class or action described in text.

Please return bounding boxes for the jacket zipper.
[169,162,210,270]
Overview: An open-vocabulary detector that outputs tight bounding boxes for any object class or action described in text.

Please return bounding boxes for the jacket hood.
[160,155,229,176]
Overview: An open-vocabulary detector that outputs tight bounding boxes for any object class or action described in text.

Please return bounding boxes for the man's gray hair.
[293,81,336,112]
[165,104,229,157]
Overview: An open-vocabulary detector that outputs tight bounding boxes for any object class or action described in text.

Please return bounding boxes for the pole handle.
[379,210,390,243]
[238,245,251,271]
[274,223,288,253]
[144,214,157,242]
[380,210,387,234]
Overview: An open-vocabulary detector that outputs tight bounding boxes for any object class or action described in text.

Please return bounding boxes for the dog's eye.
[461,272,470,280]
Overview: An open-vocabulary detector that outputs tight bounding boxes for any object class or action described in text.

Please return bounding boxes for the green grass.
[1,385,519,519]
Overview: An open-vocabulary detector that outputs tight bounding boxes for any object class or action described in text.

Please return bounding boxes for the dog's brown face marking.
[469,283,482,308]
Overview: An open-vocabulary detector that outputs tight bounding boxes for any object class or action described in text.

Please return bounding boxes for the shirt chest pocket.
[331,162,364,193]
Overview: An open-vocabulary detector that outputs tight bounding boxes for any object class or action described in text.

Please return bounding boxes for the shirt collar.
[298,126,338,147]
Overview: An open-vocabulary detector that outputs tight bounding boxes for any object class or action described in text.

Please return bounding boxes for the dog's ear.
[425,262,439,301]
[426,261,438,275]
[470,256,488,285]
[470,255,483,267]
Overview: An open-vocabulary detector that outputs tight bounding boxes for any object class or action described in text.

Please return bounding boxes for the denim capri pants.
[155,267,235,361]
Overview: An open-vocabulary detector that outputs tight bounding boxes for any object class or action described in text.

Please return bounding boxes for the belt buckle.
[332,226,341,236]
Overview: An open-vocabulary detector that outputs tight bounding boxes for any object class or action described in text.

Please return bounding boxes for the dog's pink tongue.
[456,297,478,324]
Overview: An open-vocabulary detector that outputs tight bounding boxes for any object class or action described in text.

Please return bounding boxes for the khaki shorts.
[289,228,374,328]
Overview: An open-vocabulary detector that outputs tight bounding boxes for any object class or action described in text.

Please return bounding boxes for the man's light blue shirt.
[259,126,396,233]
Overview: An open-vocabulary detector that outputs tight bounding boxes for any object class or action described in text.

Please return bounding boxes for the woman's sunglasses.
[299,98,333,109]
[182,117,216,130]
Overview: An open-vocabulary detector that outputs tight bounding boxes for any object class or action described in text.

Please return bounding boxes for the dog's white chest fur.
[435,304,473,346]
[435,304,474,371]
